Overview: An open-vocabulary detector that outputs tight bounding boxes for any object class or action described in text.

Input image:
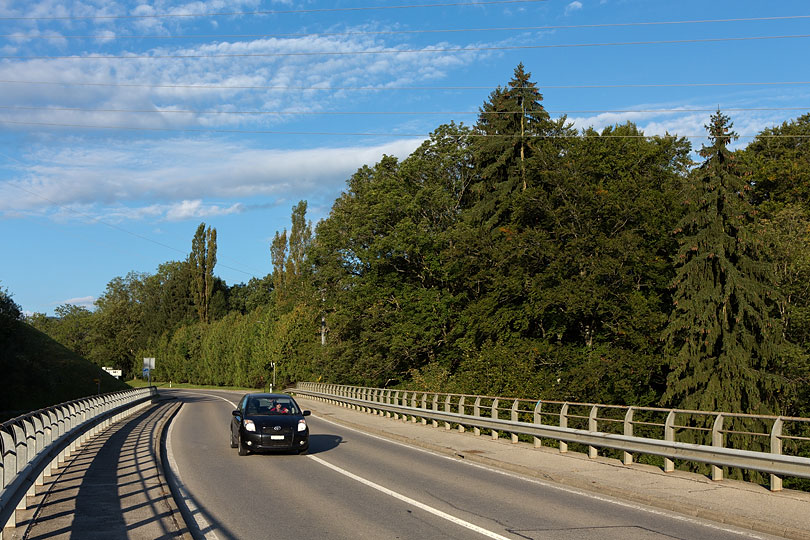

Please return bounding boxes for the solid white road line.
[310,413,771,540]
[307,454,514,540]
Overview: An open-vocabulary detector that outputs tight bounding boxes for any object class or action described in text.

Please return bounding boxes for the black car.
[230,393,311,455]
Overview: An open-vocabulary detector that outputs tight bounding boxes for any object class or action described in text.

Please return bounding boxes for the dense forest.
[8,65,810,416]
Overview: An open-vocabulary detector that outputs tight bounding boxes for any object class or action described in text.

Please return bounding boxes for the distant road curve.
[164,388,779,540]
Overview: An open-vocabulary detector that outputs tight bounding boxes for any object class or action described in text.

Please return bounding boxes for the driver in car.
[271,402,289,414]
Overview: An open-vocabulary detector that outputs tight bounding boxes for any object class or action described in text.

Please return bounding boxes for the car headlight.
[244,419,256,432]
[297,419,307,432]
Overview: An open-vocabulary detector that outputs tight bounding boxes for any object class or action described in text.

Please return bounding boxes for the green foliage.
[13,66,809,423]
[189,222,217,323]
[0,284,22,339]
[0,317,129,421]
[663,111,792,415]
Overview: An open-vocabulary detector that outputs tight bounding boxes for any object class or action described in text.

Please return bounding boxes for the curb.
[153,397,194,540]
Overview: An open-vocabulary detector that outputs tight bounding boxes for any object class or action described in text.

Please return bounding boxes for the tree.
[743,113,810,213]
[663,111,789,414]
[0,285,22,340]
[189,223,217,323]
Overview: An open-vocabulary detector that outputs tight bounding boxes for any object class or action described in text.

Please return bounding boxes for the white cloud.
[0,137,424,220]
[56,295,96,308]
[565,1,583,15]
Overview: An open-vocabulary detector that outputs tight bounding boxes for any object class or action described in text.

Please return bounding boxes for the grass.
[126,379,260,392]
[0,320,130,422]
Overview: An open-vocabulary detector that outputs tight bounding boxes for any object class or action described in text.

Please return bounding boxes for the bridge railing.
[0,387,156,539]
[294,382,810,492]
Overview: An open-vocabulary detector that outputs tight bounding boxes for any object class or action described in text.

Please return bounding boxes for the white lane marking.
[165,404,221,540]
[168,388,238,408]
[307,454,513,540]
[309,412,771,539]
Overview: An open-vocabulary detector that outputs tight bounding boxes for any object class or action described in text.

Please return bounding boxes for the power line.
[4,34,807,60]
[1,180,258,277]
[2,79,808,91]
[4,15,809,41]
[1,105,807,116]
[2,119,806,138]
[0,0,548,21]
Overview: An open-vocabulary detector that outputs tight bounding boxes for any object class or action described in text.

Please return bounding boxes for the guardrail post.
[431,395,439,428]
[533,401,542,448]
[664,411,675,473]
[623,407,634,465]
[457,397,466,433]
[411,393,419,423]
[420,393,428,425]
[385,390,392,418]
[511,400,519,444]
[559,403,568,453]
[393,391,401,420]
[473,397,481,437]
[712,414,724,481]
[588,406,599,458]
[770,418,784,492]
[491,399,500,440]
[444,395,452,431]
[399,392,407,421]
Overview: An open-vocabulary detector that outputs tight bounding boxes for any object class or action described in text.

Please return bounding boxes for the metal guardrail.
[294,382,810,492]
[0,387,156,539]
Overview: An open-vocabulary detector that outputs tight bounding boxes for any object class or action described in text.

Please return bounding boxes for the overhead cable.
[1,105,807,116]
[2,119,806,139]
[1,79,808,90]
[4,15,809,40]
[0,0,548,21]
[3,34,808,60]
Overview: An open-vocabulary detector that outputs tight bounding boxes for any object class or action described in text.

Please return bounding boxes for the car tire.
[238,432,248,456]
[298,447,308,455]
[229,427,237,448]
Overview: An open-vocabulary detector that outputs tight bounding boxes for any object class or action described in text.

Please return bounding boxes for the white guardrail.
[294,382,810,492]
[0,387,156,539]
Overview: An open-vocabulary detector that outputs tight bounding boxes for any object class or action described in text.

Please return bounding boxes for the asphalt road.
[164,388,780,540]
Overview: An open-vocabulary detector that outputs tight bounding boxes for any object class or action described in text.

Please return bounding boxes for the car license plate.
[270,435,285,440]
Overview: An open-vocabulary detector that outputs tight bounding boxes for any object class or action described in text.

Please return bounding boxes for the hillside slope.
[0,319,130,421]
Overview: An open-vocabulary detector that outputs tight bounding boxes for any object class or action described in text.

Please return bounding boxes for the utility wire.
[0,0,548,21]
[1,105,807,116]
[3,34,808,60]
[1,180,258,276]
[1,79,807,91]
[2,119,806,138]
[4,15,809,41]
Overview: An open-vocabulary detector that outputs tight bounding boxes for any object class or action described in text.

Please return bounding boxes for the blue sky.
[1,0,808,315]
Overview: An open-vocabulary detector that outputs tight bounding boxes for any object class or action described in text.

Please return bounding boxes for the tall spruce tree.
[663,111,786,414]
[470,63,558,228]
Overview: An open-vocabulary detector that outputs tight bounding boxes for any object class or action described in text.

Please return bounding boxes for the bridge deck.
[7,399,188,540]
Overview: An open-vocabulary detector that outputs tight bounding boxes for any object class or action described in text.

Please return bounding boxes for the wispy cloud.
[55,295,95,308]
[0,137,424,220]
[565,1,583,15]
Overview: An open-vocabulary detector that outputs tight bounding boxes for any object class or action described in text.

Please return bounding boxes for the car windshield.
[246,397,299,415]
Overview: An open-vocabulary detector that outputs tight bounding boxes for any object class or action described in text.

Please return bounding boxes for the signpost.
[143,357,155,385]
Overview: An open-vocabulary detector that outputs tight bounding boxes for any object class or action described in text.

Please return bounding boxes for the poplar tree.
[189,222,217,324]
[663,111,786,414]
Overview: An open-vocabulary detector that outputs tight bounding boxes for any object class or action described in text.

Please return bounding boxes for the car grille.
[261,425,293,435]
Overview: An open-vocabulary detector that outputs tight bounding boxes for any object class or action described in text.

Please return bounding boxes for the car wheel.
[298,446,309,455]
[229,426,237,448]
[238,431,248,456]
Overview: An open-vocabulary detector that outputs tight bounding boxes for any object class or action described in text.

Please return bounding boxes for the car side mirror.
[303,410,311,416]
[232,409,241,416]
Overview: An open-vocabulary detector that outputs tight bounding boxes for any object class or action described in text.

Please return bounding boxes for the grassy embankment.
[0,319,130,422]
